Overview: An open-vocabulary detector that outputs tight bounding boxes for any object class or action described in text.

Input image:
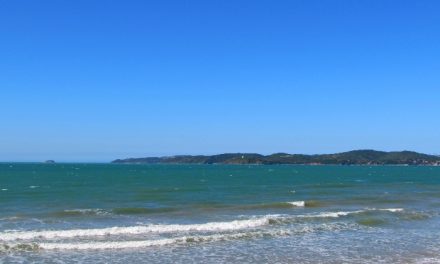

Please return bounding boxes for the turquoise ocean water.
[1,163,440,263]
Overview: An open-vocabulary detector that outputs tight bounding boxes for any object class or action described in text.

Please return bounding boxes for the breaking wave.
[0,224,355,251]
[0,208,404,242]
[0,217,270,241]
[242,200,322,210]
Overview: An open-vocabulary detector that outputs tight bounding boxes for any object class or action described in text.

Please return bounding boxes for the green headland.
[112,150,440,165]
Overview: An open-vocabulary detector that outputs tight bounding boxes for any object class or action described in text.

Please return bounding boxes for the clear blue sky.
[1,0,439,162]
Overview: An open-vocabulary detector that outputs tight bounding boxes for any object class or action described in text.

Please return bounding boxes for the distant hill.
[112,150,440,165]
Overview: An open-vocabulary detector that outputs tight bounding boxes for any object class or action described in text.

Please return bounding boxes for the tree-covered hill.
[112,150,440,165]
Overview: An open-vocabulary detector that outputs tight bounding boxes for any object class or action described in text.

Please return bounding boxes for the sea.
[1,163,440,263]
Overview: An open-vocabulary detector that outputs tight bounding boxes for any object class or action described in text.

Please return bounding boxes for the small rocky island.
[44,160,56,164]
[112,150,440,165]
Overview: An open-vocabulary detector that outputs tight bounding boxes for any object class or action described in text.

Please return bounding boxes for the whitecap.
[0,217,271,241]
[307,211,361,218]
[287,201,305,207]
[0,208,405,242]
[4,224,359,251]
[377,208,404,212]
[62,209,109,216]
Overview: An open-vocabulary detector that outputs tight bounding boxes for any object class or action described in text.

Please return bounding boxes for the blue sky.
[1,0,439,162]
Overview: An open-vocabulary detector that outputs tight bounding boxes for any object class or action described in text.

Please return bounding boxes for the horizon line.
[2,149,439,163]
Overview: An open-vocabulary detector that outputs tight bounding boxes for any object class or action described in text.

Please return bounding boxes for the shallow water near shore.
[1,163,440,263]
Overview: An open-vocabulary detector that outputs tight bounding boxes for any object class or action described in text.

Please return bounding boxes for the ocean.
[1,163,440,263]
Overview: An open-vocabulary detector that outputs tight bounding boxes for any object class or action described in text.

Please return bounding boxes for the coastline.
[112,150,440,166]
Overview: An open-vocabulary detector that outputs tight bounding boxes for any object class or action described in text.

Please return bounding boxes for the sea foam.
[1,223,360,251]
[0,208,404,242]
[0,217,270,241]
[287,201,305,207]
[2,230,288,251]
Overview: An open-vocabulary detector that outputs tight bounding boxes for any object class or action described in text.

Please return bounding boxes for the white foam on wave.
[377,208,404,212]
[0,208,405,242]
[7,223,357,251]
[23,230,294,250]
[62,209,109,215]
[0,217,271,241]
[64,209,99,213]
[40,238,180,250]
[287,201,305,207]
[0,231,287,251]
[301,208,404,218]
[311,211,360,218]
[6,231,260,250]
[38,234,244,250]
